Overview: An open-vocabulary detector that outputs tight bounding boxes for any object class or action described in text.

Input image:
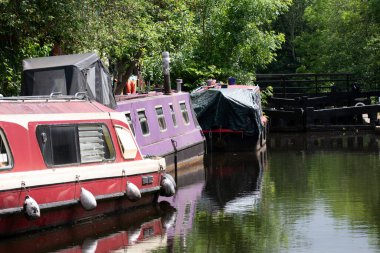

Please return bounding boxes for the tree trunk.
[114,51,142,95]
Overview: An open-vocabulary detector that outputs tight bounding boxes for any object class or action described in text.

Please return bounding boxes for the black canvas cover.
[190,88,263,136]
[21,52,116,108]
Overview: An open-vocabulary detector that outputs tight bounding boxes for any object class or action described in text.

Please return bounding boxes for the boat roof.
[192,84,260,94]
[115,91,188,105]
[0,95,113,115]
[22,52,99,70]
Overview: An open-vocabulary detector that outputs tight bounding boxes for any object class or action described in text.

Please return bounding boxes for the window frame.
[36,123,116,167]
[179,101,190,125]
[0,128,13,171]
[169,103,178,128]
[137,109,150,136]
[155,105,167,132]
[115,126,138,160]
[124,111,135,136]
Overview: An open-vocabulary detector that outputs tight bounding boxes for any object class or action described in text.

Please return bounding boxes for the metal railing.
[255,73,357,97]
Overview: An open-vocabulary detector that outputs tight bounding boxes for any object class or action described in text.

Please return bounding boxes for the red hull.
[0,193,158,237]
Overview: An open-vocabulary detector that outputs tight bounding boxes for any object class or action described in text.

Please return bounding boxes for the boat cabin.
[0,95,170,236]
[116,92,205,170]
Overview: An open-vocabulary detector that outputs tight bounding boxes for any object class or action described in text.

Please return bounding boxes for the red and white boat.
[0,94,173,237]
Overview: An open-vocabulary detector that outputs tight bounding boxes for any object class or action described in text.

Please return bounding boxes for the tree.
[189,0,292,85]
[1,0,293,94]
[0,0,92,95]
[295,0,380,86]
[263,0,312,73]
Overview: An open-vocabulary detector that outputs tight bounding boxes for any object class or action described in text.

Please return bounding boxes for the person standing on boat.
[228,77,236,85]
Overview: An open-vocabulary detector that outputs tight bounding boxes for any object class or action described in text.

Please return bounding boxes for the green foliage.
[260,85,273,107]
[0,0,292,95]
[295,0,380,86]
[191,0,291,85]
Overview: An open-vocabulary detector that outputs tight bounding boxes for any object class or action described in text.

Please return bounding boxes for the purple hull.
[116,92,205,169]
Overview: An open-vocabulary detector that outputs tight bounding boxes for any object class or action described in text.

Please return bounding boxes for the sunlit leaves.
[296,0,380,85]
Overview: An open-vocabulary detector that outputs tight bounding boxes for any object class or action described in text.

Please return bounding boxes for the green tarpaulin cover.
[190,87,263,136]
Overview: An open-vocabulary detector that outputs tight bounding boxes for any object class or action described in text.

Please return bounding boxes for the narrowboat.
[115,91,205,171]
[21,53,205,170]
[191,84,268,151]
[0,94,174,237]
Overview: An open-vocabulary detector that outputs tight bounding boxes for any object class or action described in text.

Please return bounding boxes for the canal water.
[1,132,379,252]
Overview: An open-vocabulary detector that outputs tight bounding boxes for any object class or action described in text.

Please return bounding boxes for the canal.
[1,132,379,252]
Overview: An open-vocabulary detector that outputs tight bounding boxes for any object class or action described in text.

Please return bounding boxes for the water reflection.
[267,134,380,252]
[0,204,173,253]
[158,161,205,240]
[3,134,380,252]
[203,150,265,214]
[269,131,380,152]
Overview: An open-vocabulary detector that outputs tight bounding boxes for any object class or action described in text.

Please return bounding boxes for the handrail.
[0,94,89,102]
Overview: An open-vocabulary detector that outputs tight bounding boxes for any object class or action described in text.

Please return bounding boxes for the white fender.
[160,175,176,197]
[80,187,97,211]
[82,238,98,253]
[23,195,40,220]
[165,173,177,189]
[162,211,176,229]
[126,182,141,201]
[128,228,141,245]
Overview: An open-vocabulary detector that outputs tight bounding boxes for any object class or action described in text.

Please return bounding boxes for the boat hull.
[203,123,268,152]
[0,168,163,237]
[163,139,205,172]
[0,192,158,237]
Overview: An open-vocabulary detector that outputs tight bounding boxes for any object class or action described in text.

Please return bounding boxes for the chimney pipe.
[162,51,171,95]
[176,79,183,92]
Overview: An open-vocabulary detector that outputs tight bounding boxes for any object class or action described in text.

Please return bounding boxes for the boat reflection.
[0,204,175,253]
[0,149,269,252]
[203,149,267,214]
[268,132,380,152]
[159,158,205,238]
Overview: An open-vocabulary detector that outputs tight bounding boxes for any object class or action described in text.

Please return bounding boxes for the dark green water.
[157,133,380,253]
[1,133,379,253]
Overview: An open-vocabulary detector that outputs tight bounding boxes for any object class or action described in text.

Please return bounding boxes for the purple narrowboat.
[115,92,205,171]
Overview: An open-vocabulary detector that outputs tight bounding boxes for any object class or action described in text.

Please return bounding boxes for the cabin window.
[155,106,167,131]
[115,126,137,159]
[169,104,178,127]
[180,102,190,125]
[78,125,115,163]
[0,129,13,170]
[51,125,78,165]
[125,112,135,136]
[36,123,115,167]
[137,110,150,136]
